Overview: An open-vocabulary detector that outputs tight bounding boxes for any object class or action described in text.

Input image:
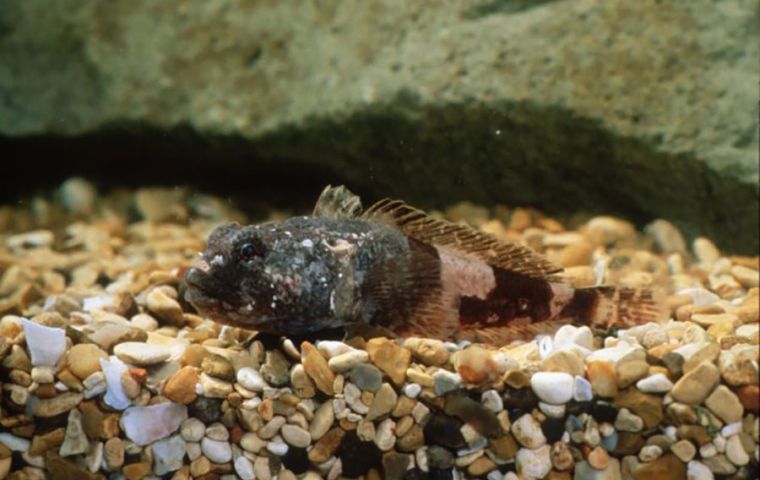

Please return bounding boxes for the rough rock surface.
[0,0,757,251]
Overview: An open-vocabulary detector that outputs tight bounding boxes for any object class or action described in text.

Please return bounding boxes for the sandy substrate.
[0,178,757,480]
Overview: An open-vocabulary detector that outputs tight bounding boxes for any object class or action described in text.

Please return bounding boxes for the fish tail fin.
[562,285,668,330]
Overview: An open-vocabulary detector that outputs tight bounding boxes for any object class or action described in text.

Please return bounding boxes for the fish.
[183,185,666,344]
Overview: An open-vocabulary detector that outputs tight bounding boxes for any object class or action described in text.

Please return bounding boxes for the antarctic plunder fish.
[183,186,665,344]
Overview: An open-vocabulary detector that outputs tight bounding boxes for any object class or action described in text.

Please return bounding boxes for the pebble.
[481,389,503,413]
[21,318,66,367]
[267,440,289,456]
[113,341,170,366]
[366,337,411,386]
[671,361,720,404]
[236,366,267,392]
[163,366,199,404]
[613,389,662,429]
[180,418,205,442]
[724,434,749,466]
[704,385,744,423]
[301,341,335,395]
[686,460,715,480]
[67,344,107,380]
[531,371,574,404]
[516,444,551,479]
[587,361,619,398]
[119,402,187,446]
[374,418,396,451]
[554,325,594,350]
[614,408,643,432]
[59,408,89,456]
[511,413,547,449]
[34,392,84,417]
[635,373,673,393]
[145,286,184,323]
[152,434,186,475]
[404,337,450,366]
[403,382,422,398]
[433,369,462,395]
[348,363,383,392]
[328,349,368,372]
[260,349,290,386]
[367,383,398,421]
[574,375,594,402]
[200,437,232,463]
[671,439,697,462]
[541,349,585,377]
[281,424,311,448]
[638,445,663,462]
[309,401,335,440]
[234,455,255,480]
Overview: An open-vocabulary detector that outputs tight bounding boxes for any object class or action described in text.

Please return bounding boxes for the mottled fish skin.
[184,186,666,344]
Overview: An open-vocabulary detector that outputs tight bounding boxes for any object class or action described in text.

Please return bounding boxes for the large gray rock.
[1,0,757,252]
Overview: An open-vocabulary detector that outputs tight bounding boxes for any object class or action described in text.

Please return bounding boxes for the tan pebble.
[180,344,208,367]
[645,219,687,254]
[675,303,723,322]
[163,366,199,405]
[190,456,211,477]
[366,338,411,386]
[557,241,594,268]
[541,350,585,377]
[34,392,83,418]
[28,428,65,455]
[146,287,184,323]
[681,342,720,374]
[613,388,663,429]
[301,341,335,395]
[201,354,235,381]
[467,456,497,476]
[290,364,316,398]
[587,361,618,398]
[396,424,424,452]
[704,385,744,423]
[391,395,416,418]
[693,237,720,266]
[452,345,499,385]
[67,344,108,380]
[670,439,696,462]
[489,433,519,460]
[586,446,610,470]
[404,338,450,366]
[671,361,720,404]
[308,427,344,464]
[632,454,685,479]
[616,360,649,389]
[123,462,152,480]
[583,216,635,245]
[120,370,141,399]
[104,437,124,470]
[730,265,759,288]
[367,383,398,421]
[406,368,434,387]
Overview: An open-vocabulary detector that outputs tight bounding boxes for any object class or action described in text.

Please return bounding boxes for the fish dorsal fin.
[362,198,563,279]
[313,185,363,219]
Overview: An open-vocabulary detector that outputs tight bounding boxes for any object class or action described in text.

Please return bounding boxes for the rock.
[636,373,673,394]
[724,434,749,466]
[366,383,398,421]
[404,338,449,366]
[308,427,345,464]
[686,461,714,480]
[260,349,290,386]
[301,341,335,395]
[235,455,256,480]
[29,429,65,456]
[423,414,466,449]
[328,349,368,372]
[236,366,267,392]
[67,344,107,380]
[366,338,411,386]
[152,434,186,475]
[113,341,170,366]
[21,318,66,367]
[45,451,101,480]
[541,350,586,377]
[180,418,205,442]
[701,454,736,475]
[575,459,622,480]
[718,345,759,387]
[704,385,744,424]
[34,392,83,418]
[199,372,233,397]
[374,418,396,451]
[281,424,311,448]
[574,375,594,402]
[614,408,644,433]
[516,444,552,479]
[201,353,235,381]
[531,372,574,405]
[59,408,89,457]
[290,364,316,398]
[427,445,455,468]
[98,357,131,410]
[554,325,595,350]
[645,219,687,253]
[671,361,720,405]
[432,369,462,395]
[616,359,650,388]
[736,384,759,412]
[309,401,335,441]
[163,366,199,404]
[200,437,232,463]
[443,394,500,437]
[103,437,124,470]
[632,454,686,480]
[671,439,696,463]
[588,361,619,398]
[119,402,187,446]
[145,286,184,322]
[452,345,499,385]
[88,322,148,351]
[481,389,504,413]
[613,389,662,429]
[511,413,547,449]
[348,363,383,392]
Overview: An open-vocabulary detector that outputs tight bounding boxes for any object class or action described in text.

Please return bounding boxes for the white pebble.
[481,389,503,413]
[720,422,743,438]
[266,441,289,456]
[327,350,368,372]
[0,432,30,452]
[120,403,187,447]
[152,434,186,475]
[538,402,566,418]
[699,443,717,458]
[516,445,551,479]
[21,318,66,367]
[573,375,593,402]
[201,438,232,463]
[235,455,255,480]
[638,445,662,462]
[530,372,573,405]
[100,357,131,410]
[236,367,267,392]
[687,461,714,480]
[403,383,422,399]
[636,373,673,393]
[316,341,356,358]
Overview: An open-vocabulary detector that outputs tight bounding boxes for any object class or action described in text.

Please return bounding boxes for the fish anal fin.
[562,285,668,330]
[362,198,563,280]
[313,185,363,219]
[456,320,568,346]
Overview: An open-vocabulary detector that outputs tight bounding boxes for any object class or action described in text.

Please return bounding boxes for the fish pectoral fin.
[361,198,563,280]
[313,185,363,219]
[344,322,398,341]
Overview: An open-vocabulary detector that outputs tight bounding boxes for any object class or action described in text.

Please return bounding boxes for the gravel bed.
[0,178,757,480]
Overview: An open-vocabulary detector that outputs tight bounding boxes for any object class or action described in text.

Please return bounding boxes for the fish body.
[184,186,664,344]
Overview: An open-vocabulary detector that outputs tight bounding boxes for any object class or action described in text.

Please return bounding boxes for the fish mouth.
[183,266,223,312]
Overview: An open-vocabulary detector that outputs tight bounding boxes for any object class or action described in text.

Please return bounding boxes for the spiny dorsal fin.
[362,198,563,280]
[313,185,363,219]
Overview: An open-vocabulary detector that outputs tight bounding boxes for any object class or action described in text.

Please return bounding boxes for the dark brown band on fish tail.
[561,285,666,329]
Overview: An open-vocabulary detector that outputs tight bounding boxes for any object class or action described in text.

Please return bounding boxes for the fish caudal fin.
[561,285,668,330]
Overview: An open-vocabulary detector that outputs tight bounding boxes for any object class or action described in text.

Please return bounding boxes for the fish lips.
[183,266,223,312]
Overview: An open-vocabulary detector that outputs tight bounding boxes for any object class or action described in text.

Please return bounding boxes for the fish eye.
[517,298,530,313]
[239,240,265,261]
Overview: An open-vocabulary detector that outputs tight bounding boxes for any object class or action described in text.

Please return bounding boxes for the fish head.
[183,219,343,333]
